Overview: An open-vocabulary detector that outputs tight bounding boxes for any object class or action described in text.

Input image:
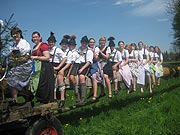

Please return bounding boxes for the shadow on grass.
[58,83,180,126]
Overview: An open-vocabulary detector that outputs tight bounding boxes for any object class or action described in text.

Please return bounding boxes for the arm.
[54,57,67,70]
[31,51,50,61]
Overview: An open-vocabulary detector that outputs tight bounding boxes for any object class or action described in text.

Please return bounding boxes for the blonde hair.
[99,37,106,41]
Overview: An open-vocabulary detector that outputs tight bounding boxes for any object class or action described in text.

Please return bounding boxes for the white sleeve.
[94,47,100,55]
[86,50,94,63]
[117,51,122,61]
[125,49,129,58]
[160,53,163,61]
[19,39,31,55]
[56,48,67,59]
[106,47,111,54]
[155,53,159,58]
[135,50,138,57]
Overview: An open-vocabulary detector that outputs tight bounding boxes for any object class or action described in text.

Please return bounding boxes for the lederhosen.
[103,50,117,78]
[70,49,90,76]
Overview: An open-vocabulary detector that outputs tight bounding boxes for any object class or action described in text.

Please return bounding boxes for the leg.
[147,73,152,93]
[92,79,98,101]
[70,75,80,103]
[79,74,87,105]
[11,88,18,102]
[104,74,112,98]
[113,70,118,95]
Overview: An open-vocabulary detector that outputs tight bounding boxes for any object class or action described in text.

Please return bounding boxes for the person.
[137,41,152,93]
[118,41,133,94]
[47,32,67,103]
[31,31,55,103]
[53,35,69,107]
[103,37,122,98]
[149,46,158,88]
[98,37,111,98]
[6,27,32,103]
[128,43,138,92]
[69,36,93,105]
[154,46,164,86]
[88,38,104,101]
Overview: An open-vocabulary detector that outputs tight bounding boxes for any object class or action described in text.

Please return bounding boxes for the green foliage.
[172,0,180,49]
[0,14,17,66]
[57,77,180,135]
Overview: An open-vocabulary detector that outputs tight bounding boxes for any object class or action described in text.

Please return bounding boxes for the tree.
[0,14,17,66]
[168,0,180,49]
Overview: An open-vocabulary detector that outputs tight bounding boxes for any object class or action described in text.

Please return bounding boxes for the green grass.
[56,77,180,135]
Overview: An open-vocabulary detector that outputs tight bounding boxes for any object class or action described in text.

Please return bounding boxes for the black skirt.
[36,61,55,103]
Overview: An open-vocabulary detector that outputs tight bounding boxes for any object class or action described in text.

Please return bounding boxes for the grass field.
[57,76,180,135]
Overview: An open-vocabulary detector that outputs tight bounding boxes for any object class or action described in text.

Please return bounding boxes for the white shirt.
[138,48,149,61]
[129,50,138,59]
[69,49,80,63]
[11,38,31,56]
[93,46,100,56]
[149,52,159,59]
[49,46,67,63]
[76,47,94,64]
[109,48,122,62]
[158,53,163,61]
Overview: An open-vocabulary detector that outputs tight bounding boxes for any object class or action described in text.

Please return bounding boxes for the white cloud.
[157,18,169,22]
[113,0,167,17]
[132,0,167,16]
[113,0,143,5]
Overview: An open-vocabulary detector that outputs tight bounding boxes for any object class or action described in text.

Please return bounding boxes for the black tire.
[25,117,64,135]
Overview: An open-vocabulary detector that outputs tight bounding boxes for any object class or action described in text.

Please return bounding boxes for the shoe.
[152,82,156,89]
[59,100,65,108]
[92,96,99,102]
[140,88,144,93]
[98,93,106,99]
[78,98,87,106]
[114,90,118,95]
[108,94,112,99]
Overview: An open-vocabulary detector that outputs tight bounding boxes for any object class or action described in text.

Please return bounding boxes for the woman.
[149,46,158,88]
[47,32,67,105]
[31,31,55,103]
[154,46,164,86]
[69,36,93,105]
[88,38,104,101]
[98,37,111,98]
[137,41,152,93]
[128,43,138,92]
[103,37,122,98]
[118,41,132,94]
[7,27,32,103]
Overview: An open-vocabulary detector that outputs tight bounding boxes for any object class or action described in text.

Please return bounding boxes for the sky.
[0,0,174,52]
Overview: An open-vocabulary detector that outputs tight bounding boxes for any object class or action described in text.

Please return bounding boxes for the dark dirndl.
[35,61,55,103]
[103,61,116,78]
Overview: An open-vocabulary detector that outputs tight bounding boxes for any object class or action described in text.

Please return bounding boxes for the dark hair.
[130,43,137,50]
[155,46,161,54]
[88,38,95,43]
[11,27,23,39]
[149,46,155,51]
[138,41,143,46]
[31,31,42,42]
[118,41,125,45]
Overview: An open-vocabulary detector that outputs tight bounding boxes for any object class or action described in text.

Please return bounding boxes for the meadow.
[58,76,180,135]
